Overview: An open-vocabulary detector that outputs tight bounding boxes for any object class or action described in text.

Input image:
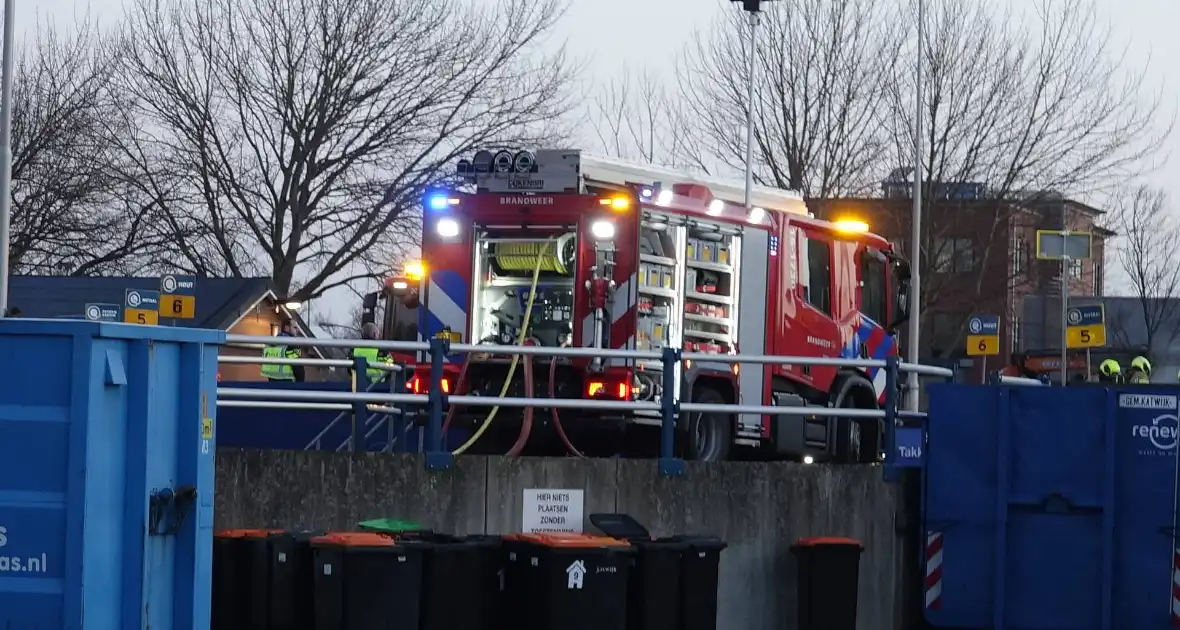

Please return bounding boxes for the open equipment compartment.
[637,211,679,358]
[682,221,739,355]
[471,228,577,348]
[635,213,742,369]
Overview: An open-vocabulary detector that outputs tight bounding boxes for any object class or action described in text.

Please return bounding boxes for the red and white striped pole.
[925,531,943,610]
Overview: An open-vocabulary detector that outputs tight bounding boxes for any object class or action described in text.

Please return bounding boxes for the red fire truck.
[363,149,911,462]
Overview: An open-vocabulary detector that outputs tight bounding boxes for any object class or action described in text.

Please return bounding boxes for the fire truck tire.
[832,374,880,464]
[680,386,732,462]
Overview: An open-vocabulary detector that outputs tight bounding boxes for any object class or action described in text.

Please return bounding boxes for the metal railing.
[215,333,955,478]
[218,347,407,452]
[991,374,1048,387]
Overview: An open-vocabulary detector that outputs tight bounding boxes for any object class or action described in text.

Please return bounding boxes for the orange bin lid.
[506,532,629,548]
[240,529,284,539]
[794,536,862,548]
[311,532,397,547]
[215,528,282,539]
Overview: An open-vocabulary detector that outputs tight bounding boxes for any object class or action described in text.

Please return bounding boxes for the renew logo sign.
[1121,393,1180,456]
[1132,415,1179,453]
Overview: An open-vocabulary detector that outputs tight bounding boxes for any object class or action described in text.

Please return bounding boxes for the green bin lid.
[357,518,428,534]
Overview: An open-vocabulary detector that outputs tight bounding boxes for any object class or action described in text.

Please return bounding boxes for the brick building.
[813,189,1112,373]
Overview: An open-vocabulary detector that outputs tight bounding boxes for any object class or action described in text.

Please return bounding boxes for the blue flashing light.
[426,193,459,211]
[640,187,653,198]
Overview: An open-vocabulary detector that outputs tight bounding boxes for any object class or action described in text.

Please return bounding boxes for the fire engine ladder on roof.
[578,154,812,216]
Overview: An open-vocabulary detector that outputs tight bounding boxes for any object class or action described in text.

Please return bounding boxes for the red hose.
[549,359,585,458]
[505,354,535,457]
[441,354,473,436]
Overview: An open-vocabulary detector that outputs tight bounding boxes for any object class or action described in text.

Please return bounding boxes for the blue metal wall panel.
[1113,389,1178,628]
[0,319,223,630]
[924,384,1180,630]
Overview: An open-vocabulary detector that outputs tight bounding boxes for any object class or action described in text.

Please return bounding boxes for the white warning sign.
[522,489,585,534]
[1119,394,1177,410]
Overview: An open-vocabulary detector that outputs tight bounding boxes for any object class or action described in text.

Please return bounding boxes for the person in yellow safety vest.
[1097,359,1123,384]
[260,321,305,382]
[1128,355,1152,384]
[353,322,391,383]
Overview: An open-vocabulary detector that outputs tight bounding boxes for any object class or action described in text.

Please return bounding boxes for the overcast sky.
[20,0,1179,326]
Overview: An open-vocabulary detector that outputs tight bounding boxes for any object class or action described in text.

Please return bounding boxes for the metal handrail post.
[351,355,371,453]
[883,355,900,483]
[425,336,453,470]
[388,362,404,453]
[658,347,685,477]
[394,361,409,453]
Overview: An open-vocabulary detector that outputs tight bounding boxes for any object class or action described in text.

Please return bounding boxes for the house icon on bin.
[566,560,586,589]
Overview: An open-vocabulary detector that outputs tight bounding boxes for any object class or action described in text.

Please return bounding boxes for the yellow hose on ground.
[451,237,553,455]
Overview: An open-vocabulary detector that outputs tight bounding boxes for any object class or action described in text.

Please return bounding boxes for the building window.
[1011,238,1026,275]
[1094,263,1103,296]
[933,237,976,274]
[931,312,968,355]
[1069,259,1083,280]
[1011,316,1021,352]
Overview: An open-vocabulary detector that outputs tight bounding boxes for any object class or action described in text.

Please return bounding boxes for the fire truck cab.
[366,149,911,462]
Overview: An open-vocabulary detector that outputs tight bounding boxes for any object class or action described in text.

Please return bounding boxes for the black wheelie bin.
[267,530,323,630]
[590,513,728,630]
[790,537,864,630]
[500,532,632,630]
[213,528,284,630]
[311,532,427,630]
[356,520,502,630]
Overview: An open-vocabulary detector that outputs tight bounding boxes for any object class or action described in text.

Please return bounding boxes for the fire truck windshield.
[472,230,577,347]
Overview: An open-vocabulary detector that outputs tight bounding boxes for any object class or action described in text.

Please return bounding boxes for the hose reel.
[490,233,577,276]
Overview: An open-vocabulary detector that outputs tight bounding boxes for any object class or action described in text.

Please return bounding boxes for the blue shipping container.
[0,319,223,630]
[923,384,1180,630]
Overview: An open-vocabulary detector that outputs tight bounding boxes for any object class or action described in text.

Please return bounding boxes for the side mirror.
[887,261,912,332]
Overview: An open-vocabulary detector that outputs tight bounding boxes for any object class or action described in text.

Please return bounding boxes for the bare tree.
[316,306,365,340]
[676,0,896,197]
[1107,185,1180,354]
[879,0,1169,355]
[584,67,704,168]
[114,0,576,301]
[10,19,170,276]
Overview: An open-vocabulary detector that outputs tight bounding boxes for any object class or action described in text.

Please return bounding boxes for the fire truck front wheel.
[679,386,733,462]
[832,374,881,464]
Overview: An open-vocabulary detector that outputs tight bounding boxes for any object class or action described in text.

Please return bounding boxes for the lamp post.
[729,0,776,211]
[0,0,15,318]
[906,0,925,411]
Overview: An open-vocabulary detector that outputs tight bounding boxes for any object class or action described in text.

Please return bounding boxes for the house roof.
[7,276,302,331]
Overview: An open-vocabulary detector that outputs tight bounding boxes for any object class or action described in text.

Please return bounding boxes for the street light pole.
[730,0,774,211]
[0,0,14,318]
[905,0,924,411]
[743,9,759,210]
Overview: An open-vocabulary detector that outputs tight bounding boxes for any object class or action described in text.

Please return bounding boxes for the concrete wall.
[215,450,902,630]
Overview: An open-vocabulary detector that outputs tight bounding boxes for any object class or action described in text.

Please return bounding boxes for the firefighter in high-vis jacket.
[1128,356,1152,384]
[353,322,391,383]
[260,321,304,382]
[1097,359,1123,383]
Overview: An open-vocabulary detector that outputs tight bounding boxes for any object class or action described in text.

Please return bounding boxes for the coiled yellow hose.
[491,235,573,276]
